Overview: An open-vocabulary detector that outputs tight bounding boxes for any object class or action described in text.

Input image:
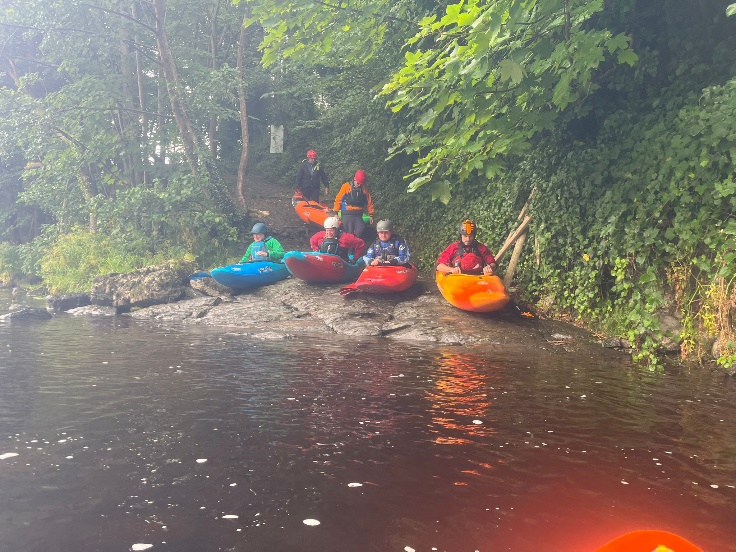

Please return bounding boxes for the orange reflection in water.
[426,350,500,445]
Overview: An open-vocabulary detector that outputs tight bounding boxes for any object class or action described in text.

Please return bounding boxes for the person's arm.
[363,242,376,265]
[345,234,366,258]
[398,239,410,264]
[310,232,323,251]
[239,243,253,263]
[436,244,460,274]
[266,238,285,262]
[365,189,375,225]
[295,162,305,190]
[320,167,329,195]
[333,184,346,212]
[478,243,497,274]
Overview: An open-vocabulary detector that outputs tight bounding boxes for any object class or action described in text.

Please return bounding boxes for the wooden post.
[503,229,528,289]
[495,215,532,263]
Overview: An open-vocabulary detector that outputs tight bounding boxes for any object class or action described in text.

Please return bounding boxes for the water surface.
[1,293,735,552]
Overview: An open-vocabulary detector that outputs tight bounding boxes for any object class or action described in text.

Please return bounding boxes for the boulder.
[46,293,91,312]
[91,260,198,312]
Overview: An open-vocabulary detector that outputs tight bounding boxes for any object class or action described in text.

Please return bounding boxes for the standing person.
[310,216,366,261]
[333,169,374,238]
[295,149,329,201]
[363,220,410,266]
[436,219,497,275]
[239,222,285,263]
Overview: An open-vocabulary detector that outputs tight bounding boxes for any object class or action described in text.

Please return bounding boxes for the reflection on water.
[1,292,736,552]
[427,351,498,445]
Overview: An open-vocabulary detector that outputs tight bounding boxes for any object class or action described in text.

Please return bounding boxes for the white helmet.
[324,216,340,229]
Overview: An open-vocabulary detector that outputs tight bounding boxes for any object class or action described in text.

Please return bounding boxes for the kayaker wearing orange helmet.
[295,149,329,201]
[333,169,374,238]
[436,219,497,275]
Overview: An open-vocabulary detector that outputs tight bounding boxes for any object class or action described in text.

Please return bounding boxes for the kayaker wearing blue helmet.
[239,222,285,262]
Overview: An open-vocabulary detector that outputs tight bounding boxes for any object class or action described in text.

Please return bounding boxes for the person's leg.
[342,213,364,237]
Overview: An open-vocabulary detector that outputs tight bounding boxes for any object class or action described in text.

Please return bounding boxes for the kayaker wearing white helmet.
[309,216,366,260]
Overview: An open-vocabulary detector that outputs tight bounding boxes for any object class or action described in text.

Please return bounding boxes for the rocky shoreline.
[1,260,627,358]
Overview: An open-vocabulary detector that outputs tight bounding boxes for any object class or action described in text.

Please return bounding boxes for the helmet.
[354,170,366,185]
[376,220,393,233]
[307,150,317,159]
[324,216,340,229]
[459,219,477,237]
[251,222,268,234]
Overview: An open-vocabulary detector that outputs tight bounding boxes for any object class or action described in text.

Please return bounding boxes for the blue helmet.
[251,222,268,234]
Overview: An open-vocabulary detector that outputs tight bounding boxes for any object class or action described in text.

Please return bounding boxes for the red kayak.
[594,530,702,552]
[283,251,365,283]
[292,193,336,227]
[340,263,418,295]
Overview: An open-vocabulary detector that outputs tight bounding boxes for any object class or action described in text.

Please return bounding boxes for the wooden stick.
[503,229,528,289]
[517,186,536,221]
[495,215,532,263]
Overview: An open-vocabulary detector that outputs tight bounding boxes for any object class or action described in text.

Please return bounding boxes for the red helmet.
[354,170,366,185]
[307,150,317,159]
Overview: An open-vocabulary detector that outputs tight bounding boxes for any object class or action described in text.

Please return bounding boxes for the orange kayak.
[292,194,336,227]
[435,271,510,312]
[594,530,703,552]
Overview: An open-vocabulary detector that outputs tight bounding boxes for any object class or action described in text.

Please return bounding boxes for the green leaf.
[499,59,523,84]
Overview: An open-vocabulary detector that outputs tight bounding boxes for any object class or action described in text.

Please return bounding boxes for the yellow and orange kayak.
[292,194,335,227]
[435,271,510,313]
[594,530,702,552]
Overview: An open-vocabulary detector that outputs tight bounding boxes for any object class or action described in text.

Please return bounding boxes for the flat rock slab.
[127,277,606,354]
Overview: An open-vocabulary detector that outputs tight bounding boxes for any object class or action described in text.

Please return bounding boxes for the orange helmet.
[459,219,477,237]
[307,150,317,159]
[354,170,366,185]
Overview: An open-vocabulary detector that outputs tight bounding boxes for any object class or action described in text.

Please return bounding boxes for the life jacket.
[319,234,346,257]
[343,184,367,210]
[249,237,273,261]
[451,241,484,274]
[370,237,402,262]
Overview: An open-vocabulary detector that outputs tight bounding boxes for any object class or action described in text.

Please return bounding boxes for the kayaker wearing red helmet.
[295,149,329,201]
[436,219,497,275]
[333,169,375,238]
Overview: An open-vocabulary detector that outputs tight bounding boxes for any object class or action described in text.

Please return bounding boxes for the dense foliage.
[2,0,736,367]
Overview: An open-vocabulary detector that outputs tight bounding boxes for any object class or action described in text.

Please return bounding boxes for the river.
[1,289,735,552]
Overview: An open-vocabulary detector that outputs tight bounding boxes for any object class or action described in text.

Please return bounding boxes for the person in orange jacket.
[333,170,374,238]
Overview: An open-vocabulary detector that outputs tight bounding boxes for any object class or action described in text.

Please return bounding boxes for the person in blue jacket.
[239,222,285,262]
[363,220,410,266]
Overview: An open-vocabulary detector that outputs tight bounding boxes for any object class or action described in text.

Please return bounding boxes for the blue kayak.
[283,251,365,283]
[209,261,289,290]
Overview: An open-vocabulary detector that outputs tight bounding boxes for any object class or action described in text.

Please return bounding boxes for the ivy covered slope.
[374,1,736,367]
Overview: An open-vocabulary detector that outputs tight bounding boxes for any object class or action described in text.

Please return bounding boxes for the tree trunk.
[235,7,251,211]
[133,0,151,186]
[153,0,200,176]
[208,0,221,157]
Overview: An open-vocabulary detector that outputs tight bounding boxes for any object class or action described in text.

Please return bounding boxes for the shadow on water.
[1,290,736,552]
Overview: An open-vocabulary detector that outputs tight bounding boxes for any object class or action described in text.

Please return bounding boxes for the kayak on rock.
[210,261,289,291]
[435,272,510,313]
[283,251,365,284]
[292,193,370,227]
[339,263,418,295]
[292,193,337,228]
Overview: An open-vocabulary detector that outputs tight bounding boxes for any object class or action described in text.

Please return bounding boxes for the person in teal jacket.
[239,222,285,262]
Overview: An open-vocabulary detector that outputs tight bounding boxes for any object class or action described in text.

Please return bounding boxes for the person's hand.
[256,250,268,257]
[451,266,461,274]
[482,265,493,274]
[324,187,329,195]
[371,259,381,266]
[369,215,374,225]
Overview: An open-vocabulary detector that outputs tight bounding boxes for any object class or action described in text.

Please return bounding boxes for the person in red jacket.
[436,219,497,275]
[310,216,366,261]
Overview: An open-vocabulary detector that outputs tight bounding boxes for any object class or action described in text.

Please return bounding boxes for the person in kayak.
[436,219,497,275]
[363,220,411,266]
[310,216,366,261]
[333,169,374,238]
[239,222,285,262]
[295,149,329,201]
